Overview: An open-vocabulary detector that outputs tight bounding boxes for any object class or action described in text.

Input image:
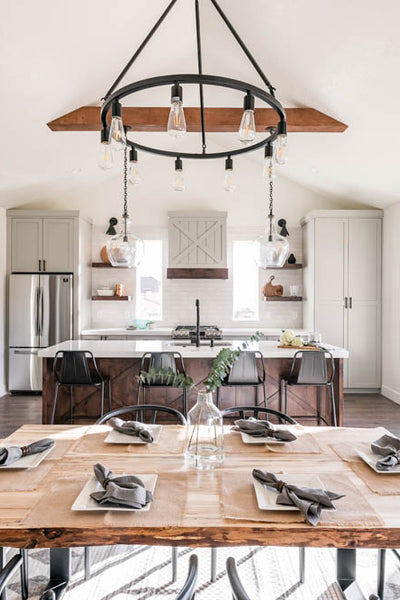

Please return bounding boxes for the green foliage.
[136,331,264,394]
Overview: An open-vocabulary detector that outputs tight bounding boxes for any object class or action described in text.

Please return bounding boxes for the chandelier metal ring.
[100,73,285,160]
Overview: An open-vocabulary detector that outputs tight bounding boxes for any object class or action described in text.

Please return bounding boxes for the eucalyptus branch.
[136,331,264,394]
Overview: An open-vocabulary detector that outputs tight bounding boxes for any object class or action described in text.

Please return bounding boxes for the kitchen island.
[39,340,348,426]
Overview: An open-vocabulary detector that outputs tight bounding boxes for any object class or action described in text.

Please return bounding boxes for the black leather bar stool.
[281,350,337,426]
[137,352,188,416]
[51,351,111,424]
[216,351,267,410]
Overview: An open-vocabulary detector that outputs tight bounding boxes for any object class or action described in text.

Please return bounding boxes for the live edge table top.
[0,424,399,550]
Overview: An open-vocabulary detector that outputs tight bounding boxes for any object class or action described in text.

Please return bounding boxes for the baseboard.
[344,388,381,394]
[381,385,400,405]
[0,384,7,398]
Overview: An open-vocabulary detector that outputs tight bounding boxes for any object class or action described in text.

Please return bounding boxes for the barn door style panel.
[167,211,228,278]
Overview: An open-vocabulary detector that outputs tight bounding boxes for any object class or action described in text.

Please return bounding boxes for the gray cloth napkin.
[233,418,297,442]
[108,417,154,443]
[371,434,400,471]
[90,463,153,509]
[252,470,344,526]
[0,438,55,467]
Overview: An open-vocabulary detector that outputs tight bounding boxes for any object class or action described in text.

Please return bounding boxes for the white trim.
[301,209,383,226]
[381,385,400,405]
[345,388,381,394]
[7,209,93,224]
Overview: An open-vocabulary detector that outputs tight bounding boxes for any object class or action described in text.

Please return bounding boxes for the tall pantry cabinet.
[302,210,382,390]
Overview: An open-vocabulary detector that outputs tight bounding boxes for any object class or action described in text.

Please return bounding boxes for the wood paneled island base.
[42,355,343,426]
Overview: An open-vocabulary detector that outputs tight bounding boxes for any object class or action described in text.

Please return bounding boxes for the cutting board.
[278,345,319,350]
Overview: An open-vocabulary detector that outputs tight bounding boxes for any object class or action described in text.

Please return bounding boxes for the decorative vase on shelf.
[185,391,225,470]
[288,253,296,264]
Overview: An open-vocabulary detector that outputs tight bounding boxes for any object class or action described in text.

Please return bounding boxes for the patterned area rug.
[5,545,400,599]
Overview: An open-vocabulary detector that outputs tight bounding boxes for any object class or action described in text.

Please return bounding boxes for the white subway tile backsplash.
[90,225,303,329]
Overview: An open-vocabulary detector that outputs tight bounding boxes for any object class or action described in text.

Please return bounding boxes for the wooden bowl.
[100,246,111,264]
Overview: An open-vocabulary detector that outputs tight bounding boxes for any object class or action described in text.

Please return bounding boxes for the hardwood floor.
[0,392,400,438]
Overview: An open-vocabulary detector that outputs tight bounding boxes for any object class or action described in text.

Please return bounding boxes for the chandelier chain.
[123,146,128,240]
[268,178,274,238]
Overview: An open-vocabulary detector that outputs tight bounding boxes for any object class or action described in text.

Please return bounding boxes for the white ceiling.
[0,0,399,209]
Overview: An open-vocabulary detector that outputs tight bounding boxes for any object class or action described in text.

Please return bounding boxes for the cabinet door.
[11,218,43,272]
[43,218,74,272]
[347,219,381,388]
[314,219,348,352]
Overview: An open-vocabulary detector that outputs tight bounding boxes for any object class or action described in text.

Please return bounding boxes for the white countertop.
[39,340,349,359]
[80,327,308,337]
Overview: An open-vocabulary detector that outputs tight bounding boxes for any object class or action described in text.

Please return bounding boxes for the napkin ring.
[20,446,29,457]
[103,478,111,488]
[276,480,285,492]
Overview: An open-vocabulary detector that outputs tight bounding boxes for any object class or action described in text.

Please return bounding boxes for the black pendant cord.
[209,0,276,96]
[123,147,129,242]
[195,0,207,153]
[268,178,274,242]
[103,0,179,100]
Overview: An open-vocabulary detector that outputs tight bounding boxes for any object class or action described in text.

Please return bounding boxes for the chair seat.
[221,378,264,386]
[59,374,109,386]
[283,376,331,387]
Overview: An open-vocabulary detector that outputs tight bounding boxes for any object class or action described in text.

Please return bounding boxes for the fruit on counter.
[279,329,305,347]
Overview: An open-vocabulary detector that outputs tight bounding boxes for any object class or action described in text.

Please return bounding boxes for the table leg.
[40,548,70,600]
[337,549,366,600]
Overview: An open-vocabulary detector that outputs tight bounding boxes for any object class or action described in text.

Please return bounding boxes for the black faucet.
[195,299,200,347]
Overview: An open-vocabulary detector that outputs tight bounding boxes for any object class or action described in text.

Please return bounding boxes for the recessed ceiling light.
[71,167,82,175]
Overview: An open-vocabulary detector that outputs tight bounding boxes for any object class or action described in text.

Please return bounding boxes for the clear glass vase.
[185,391,225,470]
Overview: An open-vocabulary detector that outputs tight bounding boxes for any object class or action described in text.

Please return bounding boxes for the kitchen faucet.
[195,299,200,347]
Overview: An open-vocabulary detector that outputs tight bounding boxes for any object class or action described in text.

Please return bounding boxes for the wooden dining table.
[1,423,399,600]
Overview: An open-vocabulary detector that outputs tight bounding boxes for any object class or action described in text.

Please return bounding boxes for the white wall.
[382,201,400,403]
[0,208,6,396]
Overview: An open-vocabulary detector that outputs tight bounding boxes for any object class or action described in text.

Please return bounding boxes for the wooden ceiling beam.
[47,106,347,133]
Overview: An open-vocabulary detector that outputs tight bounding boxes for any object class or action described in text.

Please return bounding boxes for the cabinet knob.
[344,297,348,309]
[43,259,46,271]
[38,259,42,272]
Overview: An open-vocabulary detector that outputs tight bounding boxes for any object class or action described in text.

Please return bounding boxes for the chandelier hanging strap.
[195,0,207,153]
[209,0,276,96]
[103,0,179,100]
[123,147,129,241]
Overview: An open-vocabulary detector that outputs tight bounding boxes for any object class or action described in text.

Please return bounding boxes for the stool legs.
[299,547,305,584]
[317,388,322,426]
[69,387,73,424]
[183,388,188,417]
[262,380,267,408]
[20,549,28,600]
[108,379,112,412]
[171,547,178,583]
[100,382,105,417]
[330,383,337,427]
[284,380,288,414]
[51,383,60,425]
[216,387,221,409]
[211,547,217,582]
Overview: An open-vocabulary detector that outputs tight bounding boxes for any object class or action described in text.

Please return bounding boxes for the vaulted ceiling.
[0,0,399,209]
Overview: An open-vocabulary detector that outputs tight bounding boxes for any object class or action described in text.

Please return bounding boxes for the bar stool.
[0,554,23,600]
[137,352,188,416]
[51,351,111,424]
[1,546,28,600]
[216,351,267,410]
[281,350,337,426]
[226,557,252,600]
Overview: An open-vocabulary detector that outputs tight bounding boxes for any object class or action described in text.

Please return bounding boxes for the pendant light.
[253,164,289,268]
[223,156,235,191]
[128,147,142,185]
[172,157,185,191]
[238,92,256,143]
[167,83,187,137]
[106,147,144,268]
[108,100,126,151]
[98,128,113,170]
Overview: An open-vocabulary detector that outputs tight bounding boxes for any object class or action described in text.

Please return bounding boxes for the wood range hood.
[167,212,228,279]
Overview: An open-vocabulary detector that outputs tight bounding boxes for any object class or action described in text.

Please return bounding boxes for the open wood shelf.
[167,268,229,279]
[265,263,302,270]
[91,296,132,301]
[92,262,130,269]
[263,296,303,302]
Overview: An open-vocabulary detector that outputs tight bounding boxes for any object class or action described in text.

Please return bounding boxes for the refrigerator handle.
[39,287,44,336]
[35,287,40,336]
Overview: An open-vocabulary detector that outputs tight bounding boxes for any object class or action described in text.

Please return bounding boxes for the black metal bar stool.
[216,351,267,410]
[0,554,23,600]
[137,352,188,416]
[51,350,111,424]
[281,350,337,426]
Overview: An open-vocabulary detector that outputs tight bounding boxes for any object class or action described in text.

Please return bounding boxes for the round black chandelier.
[99,0,290,268]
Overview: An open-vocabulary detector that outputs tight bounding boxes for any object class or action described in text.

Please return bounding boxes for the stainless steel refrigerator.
[8,274,73,392]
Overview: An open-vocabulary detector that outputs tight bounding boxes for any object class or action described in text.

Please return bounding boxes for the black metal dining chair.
[137,352,188,417]
[281,350,337,426]
[83,404,187,584]
[0,548,28,600]
[216,351,267,410]
[176,554,198,600]
[226,557,252,600]
[51,350,111,424]
[0,554,23,600]
[221,406,305,586]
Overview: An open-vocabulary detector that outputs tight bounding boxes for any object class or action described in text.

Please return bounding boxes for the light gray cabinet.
[10,215,74,273]
[11,218,43,272]
[302,210,383,390]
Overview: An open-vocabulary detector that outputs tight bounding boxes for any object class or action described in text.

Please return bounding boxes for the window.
[136,240,163,321]
[232,240,259,320]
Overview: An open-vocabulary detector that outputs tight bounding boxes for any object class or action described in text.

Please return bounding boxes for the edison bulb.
[173,169,185,191]
[262,157,275,181]
[238,109,256,143]
[224,169,235,192]
[129,162,142,185]
[168,100,187,137]
[98,142,113,170]
[274,134,288,165]
[109,116,126,151]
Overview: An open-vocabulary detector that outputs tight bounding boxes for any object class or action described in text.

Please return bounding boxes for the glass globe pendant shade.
[106,228,144,268]
[253,218,289,268]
